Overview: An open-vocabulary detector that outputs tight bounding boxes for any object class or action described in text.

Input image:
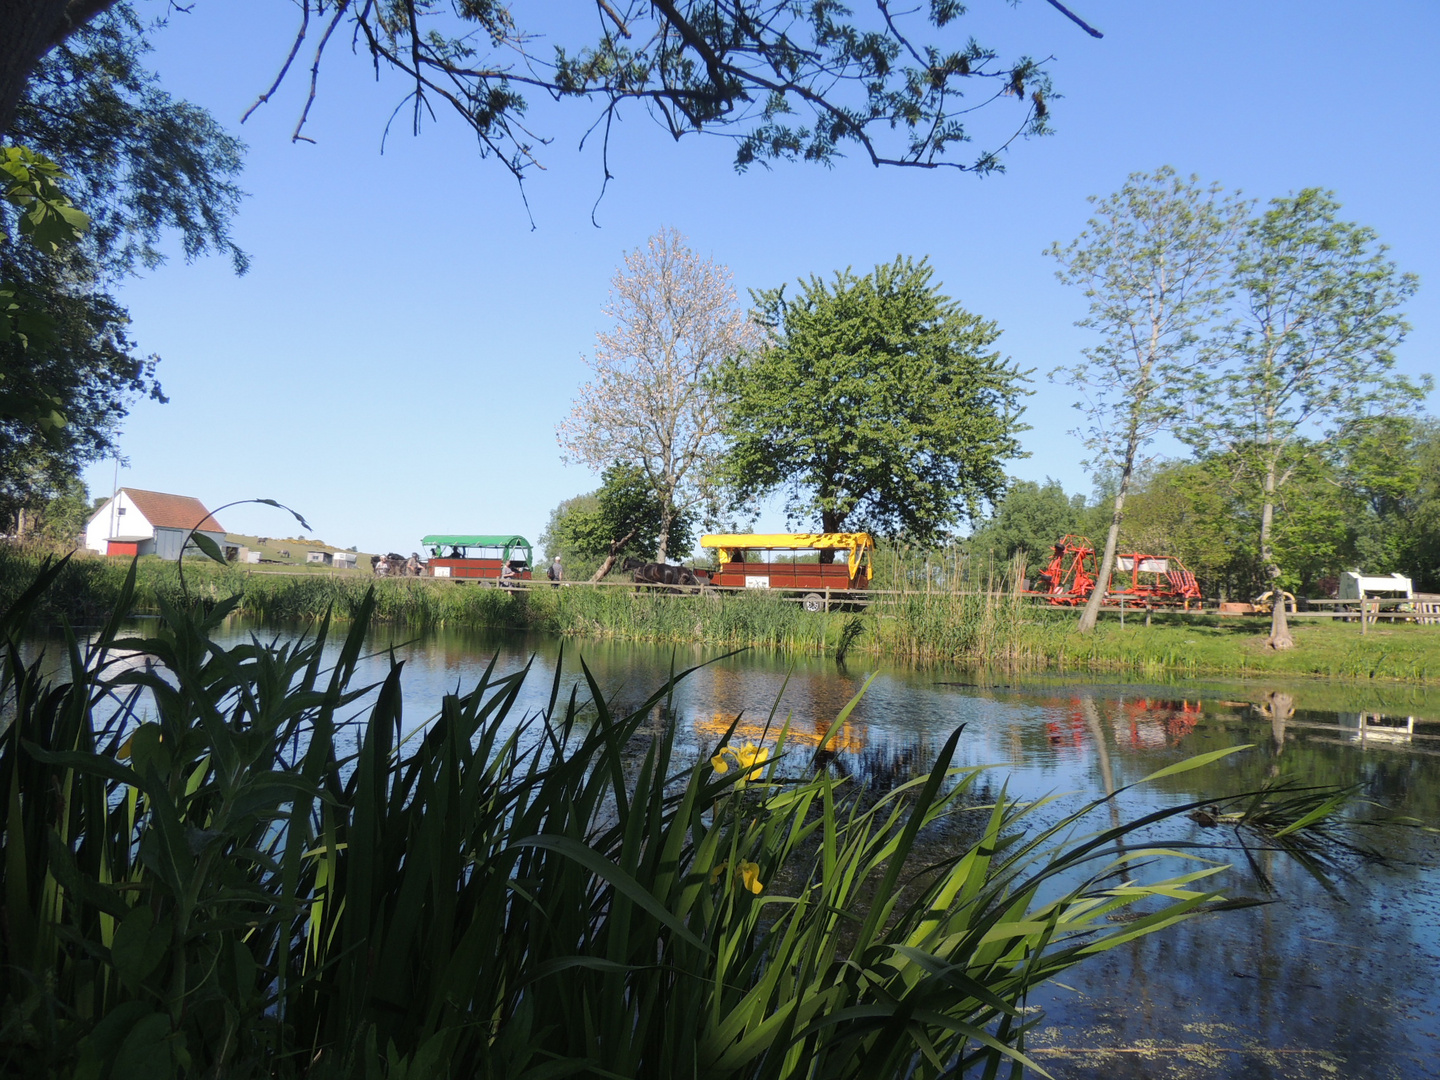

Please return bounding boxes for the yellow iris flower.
[707,860,765,894]
[738,861,764,894]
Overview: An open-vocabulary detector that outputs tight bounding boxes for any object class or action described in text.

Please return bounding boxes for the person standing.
[547,556,563,584]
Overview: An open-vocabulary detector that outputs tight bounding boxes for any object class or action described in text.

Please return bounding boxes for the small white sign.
[432,566,452,578]
[745,576,770,589]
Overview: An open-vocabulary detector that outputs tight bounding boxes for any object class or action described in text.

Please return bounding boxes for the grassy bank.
[4,548,1438,682]
[1027,616,1440,682]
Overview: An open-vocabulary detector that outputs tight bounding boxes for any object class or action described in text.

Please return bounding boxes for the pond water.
[37,619,1440,1078]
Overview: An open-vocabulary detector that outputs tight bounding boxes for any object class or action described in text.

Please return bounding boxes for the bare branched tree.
[558,226,759,563]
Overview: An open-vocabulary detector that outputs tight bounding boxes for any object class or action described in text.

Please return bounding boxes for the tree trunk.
[589,527,639,582]
[1077,466,1131,634]
[1259,464,1294,650]
[818,508,842,563]
[0,0,115,138]
[654,500,673,563]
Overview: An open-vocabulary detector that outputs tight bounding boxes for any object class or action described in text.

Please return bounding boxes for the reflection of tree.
[1255,690,1295,775]
[1080,696,1123,833]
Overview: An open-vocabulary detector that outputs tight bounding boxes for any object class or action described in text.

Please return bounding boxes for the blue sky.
[81,0,1439,556]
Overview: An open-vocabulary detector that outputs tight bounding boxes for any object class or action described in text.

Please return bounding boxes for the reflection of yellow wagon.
[692,713,867,754]
[700,533,874,611]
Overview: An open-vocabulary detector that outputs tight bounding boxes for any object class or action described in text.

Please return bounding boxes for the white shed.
[84,489,226,559]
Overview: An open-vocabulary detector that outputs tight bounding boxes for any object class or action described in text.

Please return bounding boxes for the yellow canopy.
[700,533,874,580]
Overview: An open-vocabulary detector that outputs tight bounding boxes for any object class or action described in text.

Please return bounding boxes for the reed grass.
[0,557,1363,1079]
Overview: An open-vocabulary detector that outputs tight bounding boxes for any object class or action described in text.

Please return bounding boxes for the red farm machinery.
[1029,535,1202,608]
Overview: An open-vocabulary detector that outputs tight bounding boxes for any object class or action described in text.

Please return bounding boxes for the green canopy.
[422,535,532,563]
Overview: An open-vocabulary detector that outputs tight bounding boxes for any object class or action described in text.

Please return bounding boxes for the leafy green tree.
[0,144,90,434]
[0,2,1085,184]
[1115,429,1439,603]
[1049,166,1248,632]
[540,462,694,581]
[1,145,164,520]
[967,478,1088,572]
[10,3,247,276]
[1,6,243,511]
[1186,189,1426,648]
[719,256,1027,557]
[1326,415,1440,593]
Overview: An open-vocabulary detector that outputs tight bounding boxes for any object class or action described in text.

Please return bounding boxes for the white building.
[84,488,227,560]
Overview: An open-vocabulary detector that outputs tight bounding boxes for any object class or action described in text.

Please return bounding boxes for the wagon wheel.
[802,592,827,613]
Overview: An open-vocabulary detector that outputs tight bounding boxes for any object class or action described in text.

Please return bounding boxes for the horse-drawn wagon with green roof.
[422,535,533,582]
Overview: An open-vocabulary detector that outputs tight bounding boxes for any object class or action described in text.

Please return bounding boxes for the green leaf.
[73,1003,155,1080]
[111,905,169,990]
[189,531,228,564]
[1137,744,1253,784]
[111,1011,176,1080]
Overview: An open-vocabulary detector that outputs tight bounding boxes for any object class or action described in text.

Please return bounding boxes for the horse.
[624,558,701,590]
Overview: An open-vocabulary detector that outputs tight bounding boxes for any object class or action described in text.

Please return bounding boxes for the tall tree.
[1048,166,1248,633]
[0,2,1094,190]
[1,145,91,433]
[1187,189,1425,649]
[719,256,1027,553]
[559,227,756,563]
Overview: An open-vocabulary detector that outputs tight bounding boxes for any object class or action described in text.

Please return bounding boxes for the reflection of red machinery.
[1124,698,1204,746]
[1028,535,1201,607]
[1032,535,1096,606]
